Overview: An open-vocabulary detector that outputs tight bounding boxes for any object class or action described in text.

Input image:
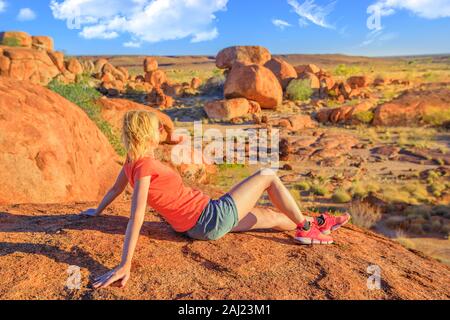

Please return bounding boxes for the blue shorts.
[186,194,239,241]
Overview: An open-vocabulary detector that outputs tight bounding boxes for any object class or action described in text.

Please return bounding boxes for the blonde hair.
[122,110,160,161]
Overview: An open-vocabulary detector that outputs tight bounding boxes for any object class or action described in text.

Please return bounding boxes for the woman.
[83,110,350,289]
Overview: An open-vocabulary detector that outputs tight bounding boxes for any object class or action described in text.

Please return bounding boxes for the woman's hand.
[80,208,99,217]
[93,265,131,289]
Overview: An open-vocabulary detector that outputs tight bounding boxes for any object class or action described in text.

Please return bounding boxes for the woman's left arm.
[93,176,151,289]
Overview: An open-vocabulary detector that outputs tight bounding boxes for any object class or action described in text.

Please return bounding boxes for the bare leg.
[228,168,308,226]
[232,207,297,232]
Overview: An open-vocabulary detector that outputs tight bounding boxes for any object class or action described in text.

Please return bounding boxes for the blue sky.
[0,0,449,56]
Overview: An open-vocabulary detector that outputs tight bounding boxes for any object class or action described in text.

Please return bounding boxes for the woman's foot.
[294,221,334,245]
[315,212,351,235]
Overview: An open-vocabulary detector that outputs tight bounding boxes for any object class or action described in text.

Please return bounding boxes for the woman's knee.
[257,168,278,185]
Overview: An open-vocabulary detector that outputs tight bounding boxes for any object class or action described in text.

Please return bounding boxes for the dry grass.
[348,201,382,229]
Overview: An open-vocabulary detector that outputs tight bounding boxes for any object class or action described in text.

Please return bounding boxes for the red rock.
[66,58,83,75]
[145,70,168,88]
[97,98,174,143]
[321,76,335,90]
[191,77,202,89]
[295,64,321,75]
[31,36,54,51]
[373,88,450,126]
[289,115,317,131]
[117,66,129,80]
[204,98,260,121]
[143,57,158,72]
[47,51,65,72]
[148,87,173,109]
[347,76,368,89]
[94,58,108,73]
[297,72,320,89]
[264,57,297,89]
[0,77,120,204]
[373,77,386,86]
[216,46,271,69]
[0,31,32,48]
[1,47,60,84]
[224,64,282,109]
[0,55,11,76]
[317,101,374,124]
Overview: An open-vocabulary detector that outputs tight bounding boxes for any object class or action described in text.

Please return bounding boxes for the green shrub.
[286,79,313,102]
[1,37,21,47]
[333,64,362,77]
[295,181,311,192]
[47,79,125,156]
[310,183,329,196]
[332,189,352,203]
[423,108,450,126]
[354,110,374,124]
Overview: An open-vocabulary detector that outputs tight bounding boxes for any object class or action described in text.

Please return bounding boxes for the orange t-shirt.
[123,157,210,232]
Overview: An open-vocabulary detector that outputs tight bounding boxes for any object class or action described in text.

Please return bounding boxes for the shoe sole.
[294,237,334,245]
[321,214,351,235]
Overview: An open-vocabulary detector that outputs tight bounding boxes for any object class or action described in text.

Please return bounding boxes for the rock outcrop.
[373,88,450,126]
[204,98,261,121]
[264,57,297,89]
[0,31,82,85]
[216,46,271,69]
[224,64,283,109]
[0,77,120,205]
[0,31,32,48]
[0,199,448,299]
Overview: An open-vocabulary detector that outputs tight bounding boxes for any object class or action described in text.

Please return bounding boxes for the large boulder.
[347,76,368,89]
[224,64,283,109]
[297,72,320,89]
[204,98,261,121]
[216,46,271,69]
[31,36,54,51]
[145,70,168,88]
[0,77,120,205]
[0,31,32,48]
[143,57,158,72]
[373,88,450,126]
[66,58,83,75]
[147,87,174,109]
[295,64,321,75]
[94,58,108,73]
[96,97,175,143]
[264,57,297,89]
[0,47,60,84]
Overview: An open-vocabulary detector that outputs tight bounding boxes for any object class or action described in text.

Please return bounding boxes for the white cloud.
[17,8,37,21]
[272,19,292,29]
[123,40,141,48]
[369,0,450,19]
[287,0,336,29]
[0,1,6,13]
[191,28,219,43]
[50,0,228,43]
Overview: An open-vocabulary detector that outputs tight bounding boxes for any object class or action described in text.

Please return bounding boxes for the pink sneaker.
[315,212,351,235]
[294,222,334,245]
